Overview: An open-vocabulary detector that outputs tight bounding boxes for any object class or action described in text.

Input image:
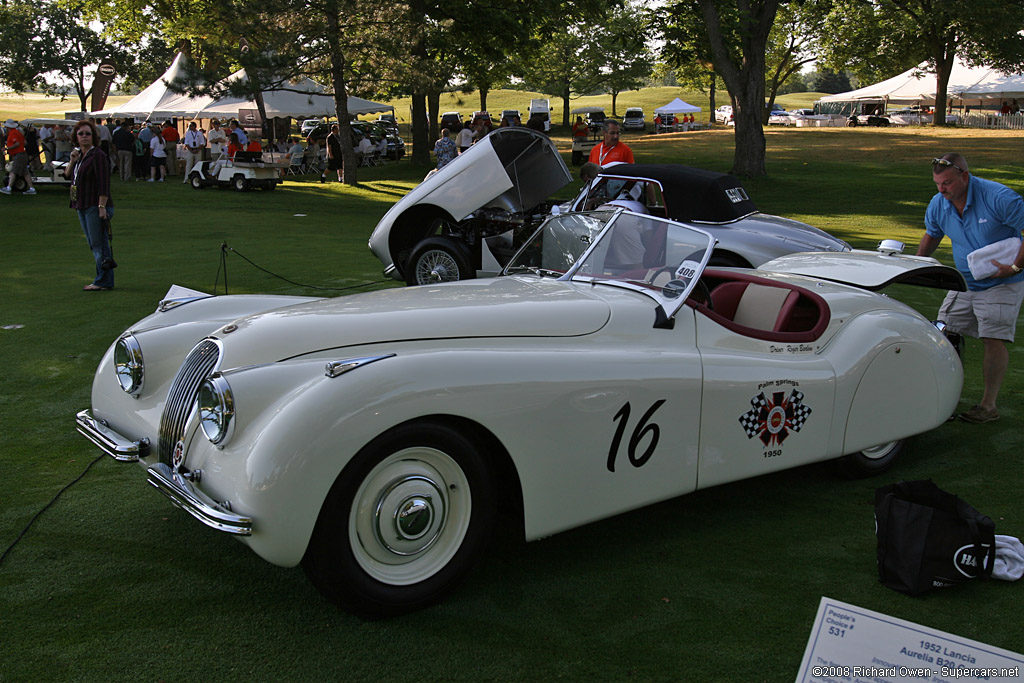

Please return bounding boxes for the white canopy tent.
[93,51,196,119]
[654,97,701,114]
[159,68,393,119]
[817,57,1024,114]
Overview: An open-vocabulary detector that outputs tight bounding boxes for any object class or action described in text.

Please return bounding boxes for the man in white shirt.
[207,120,227,160]
[456,125,474,154]
[182,121,206,182]
[356,135,374,165]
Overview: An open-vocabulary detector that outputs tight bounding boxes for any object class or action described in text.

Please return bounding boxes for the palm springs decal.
[739,389,812,447]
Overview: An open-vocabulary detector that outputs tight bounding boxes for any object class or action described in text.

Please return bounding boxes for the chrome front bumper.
[76,409,150,462]
[147,463,252,536]
[76,408,252,536]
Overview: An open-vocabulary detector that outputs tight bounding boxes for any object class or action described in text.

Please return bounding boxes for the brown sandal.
[83,284,112,291]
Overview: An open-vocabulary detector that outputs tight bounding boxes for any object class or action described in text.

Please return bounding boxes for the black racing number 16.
[607,400,667,472]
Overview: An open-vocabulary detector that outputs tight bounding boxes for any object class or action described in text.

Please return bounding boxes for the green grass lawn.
[1,126,1023,681]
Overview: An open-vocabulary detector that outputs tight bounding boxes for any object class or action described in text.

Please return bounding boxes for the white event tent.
[95,57,393,121]
[93,51,196,119]
[159,68,393,119]
[654,97,701,115]
[817,57,1024,115]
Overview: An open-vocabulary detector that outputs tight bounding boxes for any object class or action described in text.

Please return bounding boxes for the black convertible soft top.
[598,163,758,223]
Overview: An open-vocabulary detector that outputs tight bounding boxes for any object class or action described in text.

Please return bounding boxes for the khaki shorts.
[9,152,28,175]
[938,280,1024,341]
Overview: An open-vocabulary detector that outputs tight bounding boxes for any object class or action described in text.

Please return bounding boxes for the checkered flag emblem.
[739,389,812,447]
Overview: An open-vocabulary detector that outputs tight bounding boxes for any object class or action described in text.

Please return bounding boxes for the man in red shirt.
[161,121,180,176]
[588,120,634,166]
[2,119,35,195]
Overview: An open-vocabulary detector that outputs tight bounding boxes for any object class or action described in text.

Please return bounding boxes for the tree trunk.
[411,92,429,166]
[697,0,778,177]
[611,90,618,118]
[708,73,716,124]
[931,42,956,127]
[562,83,571,127]
[326,1,358,184]
[428,90,440,141]
[479,86,488,113]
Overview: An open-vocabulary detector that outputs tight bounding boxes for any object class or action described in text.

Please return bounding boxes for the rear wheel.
[838,439,904,477]
[232,175,249,192]
[405,237,475,286]
[11,174,28,192]
[302,422,495,618]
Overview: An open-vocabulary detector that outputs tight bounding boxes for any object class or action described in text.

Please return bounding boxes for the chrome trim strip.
[147,463,252,536]
[325,353,396,378]
[75,409,150,462]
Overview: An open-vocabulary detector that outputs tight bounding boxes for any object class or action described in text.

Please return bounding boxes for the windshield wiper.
[506,265,563,278]
[505,265,541,276]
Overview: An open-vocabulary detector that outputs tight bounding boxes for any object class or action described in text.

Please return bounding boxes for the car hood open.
[760,250,967,291]
[368,128,572,271]
[215,277,611,366]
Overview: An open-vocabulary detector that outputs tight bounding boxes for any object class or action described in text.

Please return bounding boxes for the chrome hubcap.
[350,448,471,585]
[416,250,459,284]
[861,441,899,460]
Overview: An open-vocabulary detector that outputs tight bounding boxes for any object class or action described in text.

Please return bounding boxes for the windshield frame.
[504,209,717,320]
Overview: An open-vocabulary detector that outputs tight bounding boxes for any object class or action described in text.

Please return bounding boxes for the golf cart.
[569,107,607,165]
[188,151,285,192]
[2,118,77,192]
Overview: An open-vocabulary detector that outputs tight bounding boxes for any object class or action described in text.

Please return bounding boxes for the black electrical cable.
[220,243,389,293]
[0,453,104,568]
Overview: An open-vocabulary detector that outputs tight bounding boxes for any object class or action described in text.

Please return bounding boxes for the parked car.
[622,107,646,131]
[528,98,551,132]
[471,111,493,133]
[767,109,791,125]
[188,152,282,192]
[77,214,965,617]
[440,112,463,132]
[368,126,850,285]
[300,119,323,136]
[715,105,734,125]
[375,116,400,136]
[500,109,521,126]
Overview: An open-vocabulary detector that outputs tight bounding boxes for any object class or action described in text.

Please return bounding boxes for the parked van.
[528,99,551,132]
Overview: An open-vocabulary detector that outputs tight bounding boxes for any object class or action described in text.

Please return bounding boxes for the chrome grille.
[159,339,221,464]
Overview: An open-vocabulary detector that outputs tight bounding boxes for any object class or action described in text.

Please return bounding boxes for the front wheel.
[190,173,204,189]
[10,174,28,192]
[405,237,475,286]
[838,439,904,477]
[302,422,495,618]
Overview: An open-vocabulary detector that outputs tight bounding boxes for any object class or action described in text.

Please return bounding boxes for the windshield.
[505,210,714,313]
[570,175,667,217]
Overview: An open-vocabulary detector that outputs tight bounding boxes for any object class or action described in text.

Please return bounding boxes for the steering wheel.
[689,278,714,310]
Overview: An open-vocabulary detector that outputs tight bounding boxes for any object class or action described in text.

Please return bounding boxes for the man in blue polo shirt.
[916,153,1024,423]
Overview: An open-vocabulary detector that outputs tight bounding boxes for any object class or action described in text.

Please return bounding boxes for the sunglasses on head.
[932,158,964,173]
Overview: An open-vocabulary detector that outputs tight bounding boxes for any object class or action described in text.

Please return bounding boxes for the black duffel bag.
[875,480,996,595]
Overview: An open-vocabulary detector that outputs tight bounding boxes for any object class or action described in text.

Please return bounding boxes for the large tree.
[0,0,129,111]
[519,22,608,127]
[663,0,781,176]
[815,0,1024,125]
[594,3,654,117]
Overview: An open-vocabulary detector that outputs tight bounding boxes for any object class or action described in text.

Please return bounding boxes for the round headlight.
[114,335,144,395]
[198,374,234,445]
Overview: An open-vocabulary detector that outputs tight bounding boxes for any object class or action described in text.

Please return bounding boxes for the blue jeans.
[78,206,115,288]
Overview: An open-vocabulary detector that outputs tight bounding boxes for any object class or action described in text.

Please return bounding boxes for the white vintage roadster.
[77,211,965,617]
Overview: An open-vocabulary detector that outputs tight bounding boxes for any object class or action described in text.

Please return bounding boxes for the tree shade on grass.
[1,125,1023,681]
